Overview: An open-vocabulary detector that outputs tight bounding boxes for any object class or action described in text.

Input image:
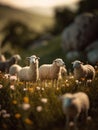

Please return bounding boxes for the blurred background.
[0,0,98,68]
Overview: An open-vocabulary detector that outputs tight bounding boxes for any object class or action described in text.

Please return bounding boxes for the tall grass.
[0,68,98,130]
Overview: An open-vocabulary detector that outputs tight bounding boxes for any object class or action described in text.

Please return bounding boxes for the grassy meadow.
[0,66,98,130]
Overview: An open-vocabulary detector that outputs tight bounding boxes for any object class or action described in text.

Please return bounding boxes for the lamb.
[39,58,65,81]
[9,64,22,76]
[0,54,21,73]
[18,55,39,82]
[60,92,90,128]
[72,60,95,81]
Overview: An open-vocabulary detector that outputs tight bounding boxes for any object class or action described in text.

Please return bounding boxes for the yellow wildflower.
[12,100,17,105]
[15,113,21,119]
[23,97,29,103]
[24,118,33,125]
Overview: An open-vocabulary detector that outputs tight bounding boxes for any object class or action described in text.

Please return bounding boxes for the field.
[0,67,98,130]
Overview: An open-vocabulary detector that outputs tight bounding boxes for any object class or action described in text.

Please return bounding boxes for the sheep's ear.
[37,57,40,60]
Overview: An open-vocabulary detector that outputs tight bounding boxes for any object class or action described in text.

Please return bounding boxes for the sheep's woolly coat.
[9,64,22,75]
[61,92,90,127]
[39,58,65,81]
[72,60,95,80]
[18,55,39,82]
[0,54,21,73]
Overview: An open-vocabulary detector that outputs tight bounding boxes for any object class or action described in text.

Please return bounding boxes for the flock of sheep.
[0,54,96,129]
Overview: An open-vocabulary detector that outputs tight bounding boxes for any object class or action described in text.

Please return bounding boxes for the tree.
[1,21,37,48]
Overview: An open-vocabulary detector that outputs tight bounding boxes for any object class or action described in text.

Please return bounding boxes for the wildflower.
[36,86,40,90]
[23,97,29,103]
[41,87,44,91]
[10,85,15,90]
[3,113,10,118]
[1,109,7,114]
[4,74,10,79]
[24,118,33,125]
[0,84,3,89]
[21,103,30,110]
[23,88,28,91]
[10,75,17,81]
[41,98,48,103]
[28,87,34,92]
[36,106,43,112]
[87,79,92,83]
[12,100,17,105]
[15,113,21,119]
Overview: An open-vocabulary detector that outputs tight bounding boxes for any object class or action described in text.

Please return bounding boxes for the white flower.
[21,103,30,110]
[10,75,17,81]
[3,113,10,118]
[41,98,48,103]
[10,85,15,90]
[0,84,3,89]
[36,86,40,90]
[23,88,28,91]
[36,106,43,112]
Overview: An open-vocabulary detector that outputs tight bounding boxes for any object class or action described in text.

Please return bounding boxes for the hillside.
[0,5,54,33]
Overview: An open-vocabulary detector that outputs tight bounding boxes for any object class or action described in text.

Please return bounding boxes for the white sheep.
[72,60,95,81]
[39,58,65,81]
[18,55,39,82]
[60,92,90,128]
[9,64,22,76]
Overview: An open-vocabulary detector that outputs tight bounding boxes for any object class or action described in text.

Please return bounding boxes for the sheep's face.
[72,60,83,69]
[54,58,65,67]
[63,98,73,107]
[27,55,40,64]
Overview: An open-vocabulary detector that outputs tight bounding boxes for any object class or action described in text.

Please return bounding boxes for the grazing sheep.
[18,55,39,82]
[60,92,90,128]
[72,60,95,81]
[9,64,22,75]
[39,58,65,81]
[0,54,21,73]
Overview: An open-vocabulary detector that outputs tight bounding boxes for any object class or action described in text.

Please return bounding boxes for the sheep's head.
[13,54,21,61]
[26,55,40,64]
[72,60,83,69]
[53,58,65,67]
[60,94,75,108]
[10,54,21,64]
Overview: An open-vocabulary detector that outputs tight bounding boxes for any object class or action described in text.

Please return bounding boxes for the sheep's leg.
[65,115,69,130]
[74,116,79,130]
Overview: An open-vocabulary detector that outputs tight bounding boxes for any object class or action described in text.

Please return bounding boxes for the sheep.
[18,55,39,82]
[0,54,21,73]
[72,60,95,81]
[9,64,22,76]
[39,58,65,81]
[60,92,90,129]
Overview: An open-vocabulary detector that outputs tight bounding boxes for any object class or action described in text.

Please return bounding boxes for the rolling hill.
[0,4,54,33]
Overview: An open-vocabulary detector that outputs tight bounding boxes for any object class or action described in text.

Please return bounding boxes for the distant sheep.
[18,55,39,82]
[9,64,22,75]
[72,60,95,81]
[39,58,65,81]
[60,92,90,128]
[0,54,21,73]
